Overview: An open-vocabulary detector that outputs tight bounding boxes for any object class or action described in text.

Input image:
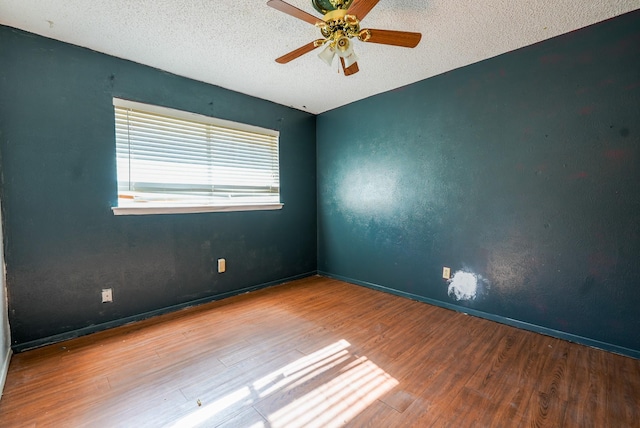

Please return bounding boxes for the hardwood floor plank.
[376,315,475,412]
[216,406,269,428]
[0,276,638,427]
[619,356,640,425]
[397,323,506,425]
[345,399,401,427]
[430,387,500,427]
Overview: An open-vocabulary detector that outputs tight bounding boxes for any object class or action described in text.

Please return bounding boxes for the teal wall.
[317,11,640,357]
[0,26,317,349]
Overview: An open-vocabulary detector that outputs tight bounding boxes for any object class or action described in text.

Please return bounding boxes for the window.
[112,98,282,215]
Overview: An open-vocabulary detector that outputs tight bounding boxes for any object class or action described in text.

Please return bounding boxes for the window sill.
[111,203,283,216]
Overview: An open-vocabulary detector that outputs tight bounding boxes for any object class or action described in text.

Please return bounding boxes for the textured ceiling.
[1,0,638,114]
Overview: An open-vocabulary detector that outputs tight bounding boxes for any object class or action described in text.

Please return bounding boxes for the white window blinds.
[113,98,280,210]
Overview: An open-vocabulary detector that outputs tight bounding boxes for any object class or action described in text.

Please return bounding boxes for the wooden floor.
[1,276,639,427]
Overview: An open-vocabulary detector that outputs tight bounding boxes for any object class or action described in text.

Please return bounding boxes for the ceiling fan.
[267,0,422,76]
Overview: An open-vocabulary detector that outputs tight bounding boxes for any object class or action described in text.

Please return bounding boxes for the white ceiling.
[1,0,638,114]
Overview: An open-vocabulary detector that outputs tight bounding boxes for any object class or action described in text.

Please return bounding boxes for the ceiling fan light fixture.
[334,36,358,67]
[318,43,337,66]
[341,49,358,68]
[335,35,350,53]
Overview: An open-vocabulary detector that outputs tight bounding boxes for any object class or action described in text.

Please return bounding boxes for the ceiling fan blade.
[340,57,359,76]
[267,0,324,26]
[359,29,422,48]
[346,0,379,20]
[276,40,322,64]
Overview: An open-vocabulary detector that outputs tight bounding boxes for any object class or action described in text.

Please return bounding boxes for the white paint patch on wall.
[447,271,478,301]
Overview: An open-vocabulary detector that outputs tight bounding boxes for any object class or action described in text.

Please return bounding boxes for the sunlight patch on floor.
[171,339,398,427]
[253,339,352,397]
[266,355,398,427]
[169,386,250,428]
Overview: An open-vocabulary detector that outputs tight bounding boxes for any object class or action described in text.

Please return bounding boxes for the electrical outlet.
[218,258,226,273]
[102,288,113,303]
[442,267,451,280]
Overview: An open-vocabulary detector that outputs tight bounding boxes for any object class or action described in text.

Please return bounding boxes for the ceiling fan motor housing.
[312,0,354,14]
[319,9,360,41]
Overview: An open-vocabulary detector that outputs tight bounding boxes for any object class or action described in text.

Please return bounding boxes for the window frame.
[111,98,283,216]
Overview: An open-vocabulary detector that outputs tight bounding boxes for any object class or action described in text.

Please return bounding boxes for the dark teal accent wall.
[317,11,640,356]
[0,27,317,348]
